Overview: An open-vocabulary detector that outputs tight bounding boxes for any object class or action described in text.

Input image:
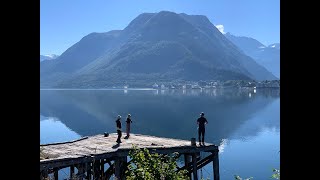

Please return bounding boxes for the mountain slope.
[41,11,277,88]
[225,33,280,78]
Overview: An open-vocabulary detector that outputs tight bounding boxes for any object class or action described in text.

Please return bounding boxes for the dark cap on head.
[200,112,205,116]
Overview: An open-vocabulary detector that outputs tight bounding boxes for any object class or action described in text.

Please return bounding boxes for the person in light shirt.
[126,114,133,138]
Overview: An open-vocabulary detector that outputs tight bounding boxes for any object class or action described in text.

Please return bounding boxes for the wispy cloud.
[215,24,226,34]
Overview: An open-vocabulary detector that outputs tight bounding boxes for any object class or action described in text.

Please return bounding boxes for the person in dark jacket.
[116,115,122,143]
[126,114,133,138]
[197,112,208,146]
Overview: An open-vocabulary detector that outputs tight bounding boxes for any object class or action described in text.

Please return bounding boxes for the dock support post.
[40,169,48,180]
[70,165,75,179]
[115,158,121,180]
[101,159,105,178]
[86,162,92,180]
[184,153,192,179]
[121,156,127,179]
[76,164,85,180]
[115,156,127,180]
[93,159,101,179]
[53,169,58,180]
[212,150,220,180]
[192,153,198,180]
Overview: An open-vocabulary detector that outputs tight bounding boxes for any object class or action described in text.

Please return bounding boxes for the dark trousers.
[126,123,131,136]
[117,130,122,143]
[198,128,205,143]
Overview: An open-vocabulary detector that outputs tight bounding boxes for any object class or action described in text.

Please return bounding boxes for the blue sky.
[40,0,279,55]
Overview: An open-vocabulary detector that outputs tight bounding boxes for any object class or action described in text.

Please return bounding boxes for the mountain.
[225,33,280,78]
[40,11,277,88]
[40,54,59,62]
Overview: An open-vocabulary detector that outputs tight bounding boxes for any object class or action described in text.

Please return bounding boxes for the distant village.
[122,80,280,89]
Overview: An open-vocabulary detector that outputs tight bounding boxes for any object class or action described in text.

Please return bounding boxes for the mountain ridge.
[41,11,277,88]
[225,32,279,78]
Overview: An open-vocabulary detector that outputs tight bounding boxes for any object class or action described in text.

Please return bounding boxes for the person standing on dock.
[116,115,122,143]
[197,112,208,146]
[126,114,133,138]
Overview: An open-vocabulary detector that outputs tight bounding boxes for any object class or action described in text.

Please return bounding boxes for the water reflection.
[40,88,279,180]
[40,88,279,144]
[218,139,228,153]
[40,116,81,144]
[144,88,279,98]
[219,129,280,180]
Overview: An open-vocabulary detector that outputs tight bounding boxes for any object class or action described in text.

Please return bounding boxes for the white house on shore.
[152,83,159,89]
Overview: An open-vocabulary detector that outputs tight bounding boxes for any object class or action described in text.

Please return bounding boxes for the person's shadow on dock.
[112,143,120,149]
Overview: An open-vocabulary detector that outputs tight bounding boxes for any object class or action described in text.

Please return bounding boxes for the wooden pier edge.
[40,136,88,146]
[40,134,220,180]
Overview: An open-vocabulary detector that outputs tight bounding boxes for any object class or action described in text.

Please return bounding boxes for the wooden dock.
[40,133,220,180]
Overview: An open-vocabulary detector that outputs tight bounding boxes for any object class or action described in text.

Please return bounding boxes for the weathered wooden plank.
[146,145,217,155]
[40,134,217,161]
[39,133,220,180]
[179,153,214,172]
[196,155,213,170]
[40,156,98,171]
[40,145,218,171]
[40,136,88,146]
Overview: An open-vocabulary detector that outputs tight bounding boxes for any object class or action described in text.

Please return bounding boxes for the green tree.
[234,175,253,180]
[234,168,280,180]
[125,146,189,180]
[271,168,280,179]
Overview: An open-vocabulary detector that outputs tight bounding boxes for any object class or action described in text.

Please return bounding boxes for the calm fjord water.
[40,88,279,180]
